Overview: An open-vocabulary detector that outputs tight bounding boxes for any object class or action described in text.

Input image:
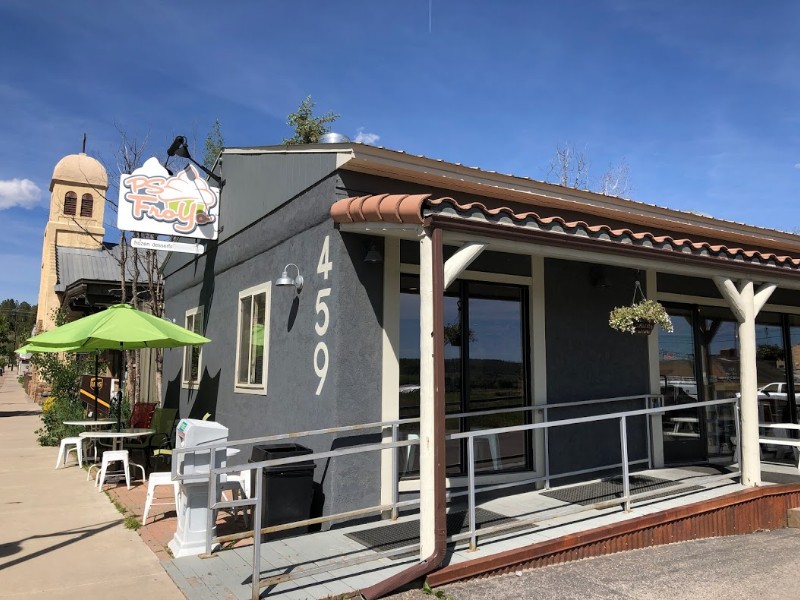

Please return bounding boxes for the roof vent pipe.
[318,132,350,144]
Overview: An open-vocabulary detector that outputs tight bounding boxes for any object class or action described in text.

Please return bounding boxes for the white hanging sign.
[131,238,204,254]
[117,157,219,240]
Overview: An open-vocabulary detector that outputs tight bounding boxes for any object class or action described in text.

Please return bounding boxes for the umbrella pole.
[116,349,122,432]
[93,351,99,421]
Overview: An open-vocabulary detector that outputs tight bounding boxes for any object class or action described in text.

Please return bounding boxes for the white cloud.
[794,163,800,169]
[0,178,42,210]
[354,127,380,145]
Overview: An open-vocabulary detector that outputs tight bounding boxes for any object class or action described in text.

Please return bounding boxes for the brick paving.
[103,471,254,562]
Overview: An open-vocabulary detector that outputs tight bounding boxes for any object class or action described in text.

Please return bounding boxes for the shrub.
[32,347,105,445]
[36,393,85,446]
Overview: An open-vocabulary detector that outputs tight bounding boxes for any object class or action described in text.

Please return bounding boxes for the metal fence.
[170,394,741,599]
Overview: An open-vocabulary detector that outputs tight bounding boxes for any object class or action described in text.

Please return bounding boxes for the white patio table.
[63,419,116,462]
[80,428,155,482]
[63,419,116,429]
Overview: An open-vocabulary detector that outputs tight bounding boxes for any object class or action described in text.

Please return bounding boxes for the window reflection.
[398,275,529,477]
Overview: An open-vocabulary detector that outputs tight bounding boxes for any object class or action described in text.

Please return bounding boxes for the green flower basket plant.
[608,280,673,335]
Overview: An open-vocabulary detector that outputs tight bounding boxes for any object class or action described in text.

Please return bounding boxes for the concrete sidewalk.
[0,371,183,599]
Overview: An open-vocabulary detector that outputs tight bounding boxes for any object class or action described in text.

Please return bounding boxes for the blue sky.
[1,1,799,305]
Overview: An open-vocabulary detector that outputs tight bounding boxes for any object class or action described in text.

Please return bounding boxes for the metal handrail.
[170,415,421,465]
[176,395,739,599]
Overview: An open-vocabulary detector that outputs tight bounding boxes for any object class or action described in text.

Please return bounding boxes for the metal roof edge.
[218,142,800,252]
[340,144,800,253]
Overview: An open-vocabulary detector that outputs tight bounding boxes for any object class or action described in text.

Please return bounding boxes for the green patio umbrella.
[25,304,211,429]
[16,343,82,354]
[26,304,211,351]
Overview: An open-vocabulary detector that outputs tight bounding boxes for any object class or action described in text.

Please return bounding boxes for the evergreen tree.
[284,96,339,145]
[203,119,224,169]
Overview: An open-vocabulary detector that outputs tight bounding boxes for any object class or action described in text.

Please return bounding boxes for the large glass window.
[399,275,530,477]
[754,315,789,423]
[659,304,796,463]
[182,306,203,387]
[235,283,270,394]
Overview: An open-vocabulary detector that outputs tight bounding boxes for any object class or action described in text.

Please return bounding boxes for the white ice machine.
[169,419,229,558]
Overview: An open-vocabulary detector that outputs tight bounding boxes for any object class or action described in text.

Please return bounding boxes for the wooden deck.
[165,461,800,600]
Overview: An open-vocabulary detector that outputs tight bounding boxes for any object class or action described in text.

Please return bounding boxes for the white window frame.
[182,306,204,388]
[234,282,271,395]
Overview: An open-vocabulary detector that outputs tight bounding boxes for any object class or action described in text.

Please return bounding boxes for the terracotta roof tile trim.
[330,193,431,225]
[331,195,800,270]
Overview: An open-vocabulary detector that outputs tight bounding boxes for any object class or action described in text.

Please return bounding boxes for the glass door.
[461,282,528,474]
[659,306,706,463]
[398,275,530,477]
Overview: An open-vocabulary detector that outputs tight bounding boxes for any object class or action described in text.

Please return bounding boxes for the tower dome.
[51,152,108,190]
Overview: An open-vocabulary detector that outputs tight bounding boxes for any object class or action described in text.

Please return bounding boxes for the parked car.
[757,382,800,401]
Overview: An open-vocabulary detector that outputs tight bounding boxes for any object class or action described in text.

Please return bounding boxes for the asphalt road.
[384,529,800,600]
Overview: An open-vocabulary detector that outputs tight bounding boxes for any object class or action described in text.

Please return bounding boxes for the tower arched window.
[80,193,93,217]
[64,191,77,215]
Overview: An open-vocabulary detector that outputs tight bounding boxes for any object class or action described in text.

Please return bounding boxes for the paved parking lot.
[387,528,800,599]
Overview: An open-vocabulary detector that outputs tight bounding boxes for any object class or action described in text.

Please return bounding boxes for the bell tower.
[35,151,108,332]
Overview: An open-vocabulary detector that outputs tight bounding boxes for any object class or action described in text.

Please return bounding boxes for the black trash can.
[250,443,316,538]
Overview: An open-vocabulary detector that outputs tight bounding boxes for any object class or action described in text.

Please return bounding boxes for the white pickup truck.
[758,382,799,400]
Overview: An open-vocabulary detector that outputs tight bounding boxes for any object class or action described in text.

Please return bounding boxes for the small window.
[235,282,271,394]
[80,193,93,217]
[64,191,77,215]
[182,306,204,387]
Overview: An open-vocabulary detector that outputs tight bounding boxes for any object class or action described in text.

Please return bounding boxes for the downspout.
[357,226,447,599]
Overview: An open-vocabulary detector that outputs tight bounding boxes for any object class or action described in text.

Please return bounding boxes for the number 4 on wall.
[317,235,332,279]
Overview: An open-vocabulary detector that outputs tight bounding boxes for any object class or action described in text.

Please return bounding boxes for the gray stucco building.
[161,142,800,531]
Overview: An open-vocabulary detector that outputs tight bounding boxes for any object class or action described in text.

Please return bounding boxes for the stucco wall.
[544,258,651,476]
[163,158,385,520]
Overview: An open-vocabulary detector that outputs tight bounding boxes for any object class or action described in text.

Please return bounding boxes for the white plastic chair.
[402,433,420,476]
[55,437,84,469]
[472,428,501,470]
[142,471,179,524]
[219,470,250,526]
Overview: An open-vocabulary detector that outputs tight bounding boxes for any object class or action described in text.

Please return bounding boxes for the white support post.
[443,242,487,289]
[418,232,436,557]
[713,277,776,487]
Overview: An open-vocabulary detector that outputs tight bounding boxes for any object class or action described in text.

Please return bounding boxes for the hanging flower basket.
[632,319,656,336]
[609,299,673,335]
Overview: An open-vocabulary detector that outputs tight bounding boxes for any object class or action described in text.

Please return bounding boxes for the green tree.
[757,343,784,361]
[0,299,37,367]
[283,96,339,145]
[31,309,103,445]
[203,119,224,169]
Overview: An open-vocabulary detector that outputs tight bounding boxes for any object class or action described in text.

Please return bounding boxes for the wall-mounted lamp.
[275,264,303,292]
[166,135,225,188]
[589,265,611,288]
[363,242,383,263]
